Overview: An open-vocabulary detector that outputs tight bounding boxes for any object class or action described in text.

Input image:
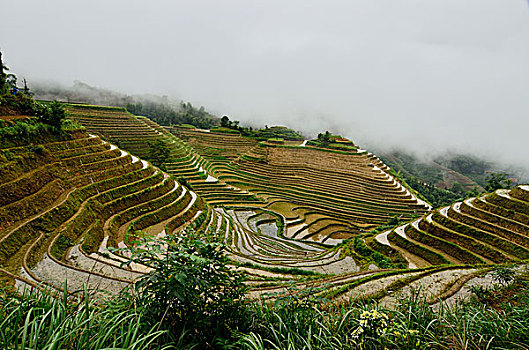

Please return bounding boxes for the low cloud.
[2,0,528,176]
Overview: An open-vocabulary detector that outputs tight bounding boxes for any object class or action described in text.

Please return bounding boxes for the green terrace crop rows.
[0,104,526,307]
[379,186,529,270]
[169,125,430,242]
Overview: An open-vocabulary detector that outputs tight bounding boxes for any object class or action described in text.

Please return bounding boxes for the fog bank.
[1,0,528,174]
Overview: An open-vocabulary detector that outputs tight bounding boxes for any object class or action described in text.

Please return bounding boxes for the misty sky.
[1,0,528,168]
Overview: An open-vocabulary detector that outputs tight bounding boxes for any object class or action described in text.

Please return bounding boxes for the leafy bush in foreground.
[239,288,529,350]
[118,231,250,346]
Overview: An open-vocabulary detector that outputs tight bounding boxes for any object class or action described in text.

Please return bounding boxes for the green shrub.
[492,266,515,286]
[37,100,67,130]
[117,231,249,346]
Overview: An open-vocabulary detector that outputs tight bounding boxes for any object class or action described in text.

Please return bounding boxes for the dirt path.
[31,253,129,296]
[69,244,142,281]
[95,237,152,273]
[379,268,478,308]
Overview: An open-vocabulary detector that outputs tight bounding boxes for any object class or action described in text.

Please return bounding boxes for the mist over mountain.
[2,0,528,179]
[31,79,529,186]
[3,3,529,345]
[32,80,172,108]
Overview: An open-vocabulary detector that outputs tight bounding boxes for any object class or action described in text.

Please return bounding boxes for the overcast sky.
[1,0,528,168]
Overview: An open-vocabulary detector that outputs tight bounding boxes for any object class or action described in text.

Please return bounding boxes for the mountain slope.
[2,104,528,307]
[67,105,431,245]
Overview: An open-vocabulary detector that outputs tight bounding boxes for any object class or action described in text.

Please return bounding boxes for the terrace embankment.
[166,126,430,244]
[0,128,211,293]
[378,186,529,269]
[6,104,527,306]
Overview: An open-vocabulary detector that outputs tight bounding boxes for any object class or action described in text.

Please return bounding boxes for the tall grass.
[4,283,528,349]
[237,289,529,350]
[0,285,172,350]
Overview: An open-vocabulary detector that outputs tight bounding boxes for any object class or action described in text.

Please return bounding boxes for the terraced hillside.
[0,125,368,296]
[0,129,210,294]
[245,188,529,305]
[170,126,431,244]
[376,186,529,269]
[67,105,263,208]
[4,104,528,308]
[69,105,431,245]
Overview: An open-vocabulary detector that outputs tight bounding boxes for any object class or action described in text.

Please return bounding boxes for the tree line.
[126,101,219,129]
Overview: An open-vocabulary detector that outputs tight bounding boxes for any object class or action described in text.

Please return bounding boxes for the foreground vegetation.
[0,288,169,350]
[2,231,528,349]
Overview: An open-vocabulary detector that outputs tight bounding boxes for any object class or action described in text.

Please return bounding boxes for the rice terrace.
[2,98,529,348]
[2,2,529,347]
